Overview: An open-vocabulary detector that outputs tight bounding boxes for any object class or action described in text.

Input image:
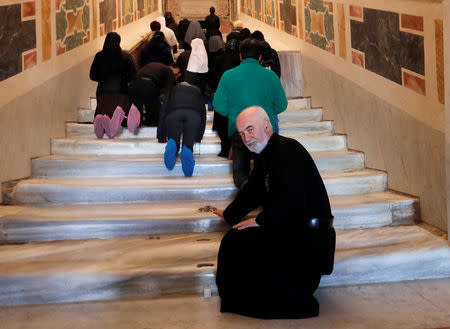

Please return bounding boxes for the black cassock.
[216,133,336,319]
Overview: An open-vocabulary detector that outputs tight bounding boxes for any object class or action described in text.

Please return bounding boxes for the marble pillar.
[445,0,450,240]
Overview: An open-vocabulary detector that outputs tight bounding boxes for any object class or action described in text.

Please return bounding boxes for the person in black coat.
[214,106,336,319]
[139,31,173,67]
[128,62,177,127]
[211,32,241,157]
[89,32,136,120]
[250,30,281,78]
[204,6,221,39]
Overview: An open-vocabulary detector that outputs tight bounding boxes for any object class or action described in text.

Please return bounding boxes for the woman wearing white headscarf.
[156,16,178,49]
[184,38,209,95]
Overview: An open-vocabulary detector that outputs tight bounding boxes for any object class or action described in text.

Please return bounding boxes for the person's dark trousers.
[165,109,201,151]
[128,78,161,126]
[213,111,230,157]
[231,132,252,187]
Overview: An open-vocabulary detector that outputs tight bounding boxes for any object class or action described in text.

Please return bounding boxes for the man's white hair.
[238,106,272,128]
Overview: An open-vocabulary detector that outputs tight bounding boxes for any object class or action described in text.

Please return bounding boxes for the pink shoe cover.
[109,106,126,138]
[93,114,105,138]
[127,104,141,134]
[102,115,112,139]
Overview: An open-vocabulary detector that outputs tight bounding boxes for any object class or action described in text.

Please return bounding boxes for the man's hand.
[233,218,259,230]
[213,209,225,224]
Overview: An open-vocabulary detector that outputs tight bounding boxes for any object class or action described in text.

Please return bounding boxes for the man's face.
[236,115,269,154]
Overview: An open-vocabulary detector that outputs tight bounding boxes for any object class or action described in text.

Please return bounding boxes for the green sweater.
[213,58,288,136]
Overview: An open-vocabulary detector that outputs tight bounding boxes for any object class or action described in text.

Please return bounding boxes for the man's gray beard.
[246,134,269,154]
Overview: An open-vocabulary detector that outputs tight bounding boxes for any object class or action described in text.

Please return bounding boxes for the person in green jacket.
[213,38,288,187]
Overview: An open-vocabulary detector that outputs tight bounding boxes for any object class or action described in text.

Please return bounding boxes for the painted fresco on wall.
[0,2,37,82]
[304,0,335,54]
[254,0,262,20]
[247,0,252,16]
[137,0,152,18]
[264,0,275,26]
[121,0,134,25]
[279,0,297,35]
[56,0,90,55]
[99,0,117,36]
[350,7,425,95]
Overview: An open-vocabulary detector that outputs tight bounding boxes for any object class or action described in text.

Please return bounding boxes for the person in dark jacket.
[250,30,281,78]
[204,6,221,39]
[128,62,178,127]
[89,32,136,120]
[139,31,173,67]
[159,80,207,177]
[211,31,242,157]
[214,106,336,319]
[177,18,191,49]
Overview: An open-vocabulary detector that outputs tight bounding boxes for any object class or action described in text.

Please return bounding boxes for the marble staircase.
[0,98,448,306]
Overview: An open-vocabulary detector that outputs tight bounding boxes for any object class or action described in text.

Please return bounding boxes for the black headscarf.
[102,32,121,55]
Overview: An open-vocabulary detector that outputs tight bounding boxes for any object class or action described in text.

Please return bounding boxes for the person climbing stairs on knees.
[158,38,208,177]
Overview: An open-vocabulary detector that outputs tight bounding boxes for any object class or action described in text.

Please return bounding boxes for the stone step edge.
[0,226,447,306]
[0,192,419,242]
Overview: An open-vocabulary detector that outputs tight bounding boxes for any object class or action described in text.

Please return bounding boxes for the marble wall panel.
[99,0,118,35]
[121,0,135,25]
[337,3,346,59]
[42,0,52,61]
[264,0,276,26]
[435,19,444,104]
[254,0,262,20]
[0,3,37,82]
[137,0,152,18]
[279,0,297,36]
[56,0,91,55]
[304,0,335,54]
[350,8,425,94]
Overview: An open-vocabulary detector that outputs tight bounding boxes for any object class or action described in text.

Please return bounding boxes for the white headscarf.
[187,38,208,73]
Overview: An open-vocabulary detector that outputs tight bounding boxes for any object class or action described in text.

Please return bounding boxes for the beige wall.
[0,5,161,203]
[239,0,448,231]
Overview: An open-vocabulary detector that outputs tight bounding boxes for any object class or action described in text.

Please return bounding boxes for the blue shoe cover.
[180,146,195,177]
[164,139,177,171]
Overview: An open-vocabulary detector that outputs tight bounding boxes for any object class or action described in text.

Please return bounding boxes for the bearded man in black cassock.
[214,106,336,319]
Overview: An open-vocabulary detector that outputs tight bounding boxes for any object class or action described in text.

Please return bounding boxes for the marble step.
[3,170,387,205]
[31,151,364,178]
[66,120,333,139]
[51,135,347,156]
[286,97,311,111]
[0,225,447,305]
[77,107,323,124]
[0,192,418,242]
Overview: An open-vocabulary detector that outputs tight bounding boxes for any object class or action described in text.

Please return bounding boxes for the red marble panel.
[100,24,105,36]
[352,50,364,67]
[84,30,90,43]
[435,19,445,104]
[56,0,64,11]
[324,1,332,13]
[57,42,66,55]
[401,14,423,32]
[304,0,309,6]
[22,2,35,18]
[23,50,37,70]
[403,71,426,96]
[350,5,362,19]
[326,41,335,54]
[92,0,98,39]
[298,0,304,40]
[42,0,51,61]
